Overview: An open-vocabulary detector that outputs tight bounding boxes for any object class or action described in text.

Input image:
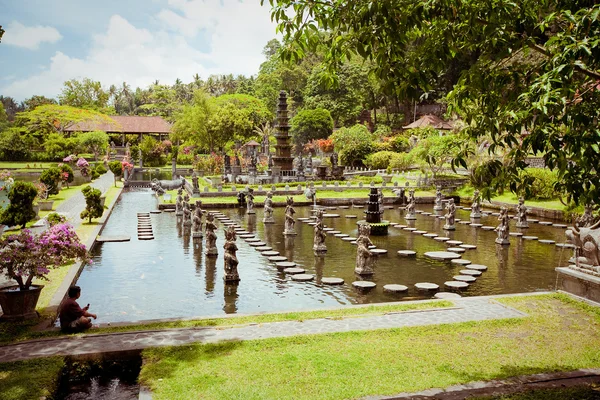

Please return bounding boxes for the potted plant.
[0,223,89,320]
[76,157,91,182]
[0,181,38,229]
[34,182,54,211]
[382,166,393,183]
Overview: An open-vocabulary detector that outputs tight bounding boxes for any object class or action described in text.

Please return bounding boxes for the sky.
[0,0,280,101]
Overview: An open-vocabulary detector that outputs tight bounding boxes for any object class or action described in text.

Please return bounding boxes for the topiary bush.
[46,212,67,226]
[80,186,104,223]
[520,168,559,200]
[95,163,107,175]
[59,163,74,188]
[364,151,399,170]
[40,167,62,195]
[389,152,414,172]
[0,181,38,228]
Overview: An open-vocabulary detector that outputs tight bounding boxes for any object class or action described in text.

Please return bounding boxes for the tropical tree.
[290,108,334,148]
[80,186,104,223]
[172,90,213,149]
[59,78,111,112]
[78,130,109,161]
[410,134,466,178]
[329,124,374,166]
[0,128,35,161]
[23,95,57,111]
[0,181,38,228]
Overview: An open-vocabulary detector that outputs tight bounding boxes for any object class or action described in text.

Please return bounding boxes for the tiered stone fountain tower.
[273,91,294,172]
[358,187,390,235]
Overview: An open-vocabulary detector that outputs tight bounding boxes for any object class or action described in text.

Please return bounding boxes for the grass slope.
[0,357,64,400]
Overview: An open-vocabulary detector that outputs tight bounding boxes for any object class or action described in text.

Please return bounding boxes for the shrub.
[40,167,62,195]
[80,186,104,223]
[330,124,374,166]
[364,151,399,169]
[0,181,38,228]
[91,169,100,180]
[140,136,168,167]
[0,128,34,161]
[78,130,108,161]
[46,212,66,226]
[520,168,559,200]
[372,141,393,152]
[388,135,410,152]
[59,163,74,187]
[290,108,334,148]
[389,152,415,172]
[177,153,195,165]
[95,163,107,175]
[44,133,81,160]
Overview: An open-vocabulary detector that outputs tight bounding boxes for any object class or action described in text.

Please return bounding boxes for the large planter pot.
[32,204,40,218]
[0,284,44,321]
[38,200,54,211]
[100,196,106,208]
[382,175,393,183]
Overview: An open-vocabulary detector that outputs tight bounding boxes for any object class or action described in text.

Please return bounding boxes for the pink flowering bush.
[76,157,90,177]
[63,154,76,164]
[0,223,89,291]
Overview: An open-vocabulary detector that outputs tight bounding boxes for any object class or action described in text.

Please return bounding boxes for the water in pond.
[77,188,572,323]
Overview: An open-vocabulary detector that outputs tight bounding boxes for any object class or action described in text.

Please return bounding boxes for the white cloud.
[2,1,279,100]
[3,21,62,50]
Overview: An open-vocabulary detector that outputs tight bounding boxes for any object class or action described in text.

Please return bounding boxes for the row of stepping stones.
[137,213,154,240]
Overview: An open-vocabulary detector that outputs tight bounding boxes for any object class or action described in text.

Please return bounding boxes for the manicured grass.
[140,293,600,400]
[0,357,64,400]
[454,186,567,211]
[0,162,58,169]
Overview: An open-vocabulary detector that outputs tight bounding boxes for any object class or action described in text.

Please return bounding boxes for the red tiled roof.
[403,114,454,130]
[65,116,172,134]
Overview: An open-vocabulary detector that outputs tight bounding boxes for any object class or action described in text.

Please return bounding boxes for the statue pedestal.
[516,222,529,228]
[192,232,203,238]
[556,267,600,303]
[224,274,240,283]
[470,212,482,219]
[175,211,183,216]
[263,217,275,224]
[205,247,218,257]
[434,205,443,211]
[284,229,297,236]
[313,245,327,253]
[405,213,417,220]
[247,209,256,215]
[495,237,510,245]
[443,224,456,230]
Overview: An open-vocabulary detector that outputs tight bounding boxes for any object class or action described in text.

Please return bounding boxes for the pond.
[76,188,571,323]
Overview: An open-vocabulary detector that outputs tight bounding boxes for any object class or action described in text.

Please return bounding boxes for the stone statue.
[175,188,184,216]
[578,204,596,228]
[409,135,418,149]
[405,189,417,220]
[378,188,384,207]
[434,186,443,211]
[268,153,274,169]
[246,188,256,215]
[470,189,482,218]
[192,171,199,192]
[306,156,313,173]
[443,198,456,230]
[263,191,275,223]
[330,152,338,168]
[284,196,297,235]
[313,209,327,253]
[205,213,218,256]
[566,219,600,269]
[125,142,131,159]
[515,197,529,228]
[495,206,510,245]
[304,187,316,202]
[223,226,240,282]
[394,187,407,205]
[183,199,192,226]
[192,201,203,238]
[355,223,375,275]
[224,154,231,174]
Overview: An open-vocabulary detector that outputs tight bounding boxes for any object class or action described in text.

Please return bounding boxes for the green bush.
[520,168,559,200]
[91,170,100,180]
[80,186,104,223]
[40,167,62,195]
[388,135,410,152]
[59,164,74,187]
[372,141,393,152]
[389,152,415,172]
[46,212,67,226]
[95,164,107,175]
[0,128,35,161]
[364,151,399,169]
[290,108,334,148]
[330,124,374,166]
[177,153,195,165]
[108,160,122,176]
[0,181,38,228]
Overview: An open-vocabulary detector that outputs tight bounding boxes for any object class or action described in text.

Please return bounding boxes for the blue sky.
[0,0,279,101]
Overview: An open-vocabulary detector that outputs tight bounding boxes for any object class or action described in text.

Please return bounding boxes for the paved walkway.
[0,296,526,363]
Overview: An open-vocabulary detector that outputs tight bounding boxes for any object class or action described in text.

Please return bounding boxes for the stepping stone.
[553,223,567,228]
[261,250,280,256]
[470,223,483,227]
[323,214,340,218]
[460,269,482,276]
[435,292,462,299]
[395,225,407,229]
[446,240,463,246]
[256,246,273,251]
[368,245,376,249]
[96,236,131,242]
[292,273,314,282]
[352,281,376,289]
[415,210,423,213]
[459,244,477,250]
[323,228,334,231]
[327,207,337,210]
[353,205,364,208]
[334,233,349,238]
[269,256,288,262]
[138,236,154,240]
[137,213,150,216]
[339,206,349,209]
[509,232,523,237]
[447,247,466,253]
[342,237,357,241]
[163,209,175,213]
[422,212,432,216]
[308,222,317,226]
[234,228,245,231]
[415,282,439,291]
[383,284,408,293]
[451,259,472,266]
[455,219,462,222]
[528,219,539,223]
[466,264,488,271]
[240,234,255,238]
[424,251,461,260]
[539,221,552,226]
[249,242,267,247]
[345,215,358,219]
[245,238,261,242]
[539,239,556,244]
[459,221,471,225]
[321,277,345,285]
[434,237,450,242]
[444,281,469,289]
[482,226,495,231]
[327,231,341,235]
[284,267,305,274]
[275,261,296,269]
[350,241,358,245]
[423,233,438,238]
[397,250,416,257]
[523,236,538,240]
[556,243,575,248]
[454,275,476,283]
[490,212,500,216]
[413,230,428,234]
[371,249,388,255]
[403,227,417,231]
[297,218,310,221]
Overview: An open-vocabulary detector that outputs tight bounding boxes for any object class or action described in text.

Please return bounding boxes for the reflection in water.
[247,214,256,233]
[182,226,191,254]
[284,236,295,261]
[223,283,239,313]
[205,256,217,294]
[193,241,203,275]
[314,255,325,282]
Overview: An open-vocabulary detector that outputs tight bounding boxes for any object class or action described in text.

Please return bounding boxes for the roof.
[64,116,172,134]
[244,140,261,147]
[403,114,454,130]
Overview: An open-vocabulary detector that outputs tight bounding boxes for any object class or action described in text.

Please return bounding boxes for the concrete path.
[0,296,526,363]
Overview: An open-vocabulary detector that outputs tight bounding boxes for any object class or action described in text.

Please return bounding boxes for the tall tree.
[0,96,24,122]
[59,78,111,112]
[23,95,57,111]
[171,90,213,150]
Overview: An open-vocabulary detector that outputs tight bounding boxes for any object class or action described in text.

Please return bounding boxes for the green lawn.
[0,357,64,400]
[140,293,600,400]
[454,186,568,211]
[0,162,58,170]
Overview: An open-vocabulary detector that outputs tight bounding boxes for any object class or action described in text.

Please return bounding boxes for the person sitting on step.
[59,285,97,333]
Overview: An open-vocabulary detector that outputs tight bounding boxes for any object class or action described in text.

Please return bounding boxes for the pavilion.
[64,115,172,143]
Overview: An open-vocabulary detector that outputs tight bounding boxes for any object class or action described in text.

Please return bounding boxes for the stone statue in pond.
[313,209,327,253]
[246,188,256,215]
[434,186,443,211]
[578,204,596,228]
[515,197,529,228]
[405,189,417,220]
[566,207,600,269]
[192,201,203,238]
[355,223,375,275]
[263,191,275,224]
[394,187,407,205]
[223,226,240,282]
[205,213,218,256]
[183,199,192,226]
[283,196,297,235]
[443,198,456,230]
[192,171,199,192]
[175,188,184,216]
[470,189,482,218]
[495,206,510,245]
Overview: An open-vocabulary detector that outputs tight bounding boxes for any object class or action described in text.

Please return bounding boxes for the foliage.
[364,151,399,170]
[386,135,410,153]
[80,186,104,223]
[0,181,38,229]
[39,167,62,195]
[0,128,35,161]
[22,95,57,111]
[59,78,111,112]
[290,108,334,148]
[43,133,80,160]
[194,153,224,175]
[389,152,415,172]
[46,212,67,226]
[519,168,559,201]
[330,124,374,166]
[0,223,88,290]
[59,163,74,187]
[78,130,109,160]
[139,136,167,167]
[95,163,107,175]
[315,138,334,153]
[76,157,90,177]
[108,160,122,177]
[410,134,465,177]
[171,90,212,149]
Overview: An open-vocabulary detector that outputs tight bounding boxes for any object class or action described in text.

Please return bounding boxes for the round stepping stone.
[371,249,388,255]
[334,233,349,238]
[350,241,358,245]
[323,228,334,231]
[368,245,376,249]
[403,227,417,231]
[445,281,469,289]
[553,223,567,228]
[451,259,472,266]
[435,292,462,299]
[395,225,407,229]
[342,237,357,241]
[397,250,416,257]
[446,240,463,246]
[556,243,575,248]
[509,232,523,237]
[150,210,162,214]
[523,236,538,240]
[352,281,376,289]
[459,244,477,250]
[424,251,461,260]
[415,210,423,213]
[466,264,488,271]
[413,230,428,234]
[459,221,471,225]
[528,219,539,223]
[297,218,310,221]
[539,221,552,226]
[245,238,261,242]
[249,242,267,247]
[261,250,280,256]
[423,233,438,238]
[415,282,439,291]
[460,269,482,276]
[481,226,495,231]
[447,247,466,253]
[345,215,358,219]
[454,275,476,283]
[234,228,245,231]
[383,284,408,293]
[308,222,317,226]
[256,246,273,251]
[490,212,500,216]
[322,277,344,285]
[470,223,483,227]
[284,267,305,274]
[327,230,341,235]
[339,206,349,209]
[268,256,288,262]
[275,261,296,269]
[323,214,340,218]
[434,237,450,242]
[138,236,154,240]
[539,239,556,244]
